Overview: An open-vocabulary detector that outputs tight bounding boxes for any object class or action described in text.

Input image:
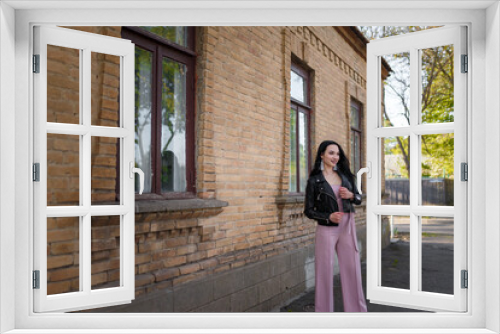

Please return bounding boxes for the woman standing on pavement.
[304,140,367,312]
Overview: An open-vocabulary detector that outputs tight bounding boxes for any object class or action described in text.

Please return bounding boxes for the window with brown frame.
[122,27,196,199]
[289,61,311,194]
[350,99,362,174]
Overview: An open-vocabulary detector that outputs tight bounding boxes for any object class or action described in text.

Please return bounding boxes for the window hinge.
[33,163,40,182]
[33,54,40,73]
[461,270,468,289]
[461,162,468,181]
[33,270,40,289]
[461,54,468,73]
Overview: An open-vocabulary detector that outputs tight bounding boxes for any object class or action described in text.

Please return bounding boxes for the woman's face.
[321,144,340,170]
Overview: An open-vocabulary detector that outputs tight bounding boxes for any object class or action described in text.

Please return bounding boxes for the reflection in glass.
[351,103,361,129]
[298,111,308,193]
[140,27,188,47]
[289,109,297,193]
[351,102,362,174]
[381,215,410,290]
[91,52,120,127]
[134,47,153,193]
[291,70,306,104]
[382,136,410,205]
[381,52,410,127]
[91,137,119,205]
[91,216,121,290]
[161,58,187,192]
[47,45,80,124]
[47,217,80,295]
[47,134,80,206]
[351,132,361,174]
[421,216,454,294]
[421,45,454,124]
[421,133,454,206]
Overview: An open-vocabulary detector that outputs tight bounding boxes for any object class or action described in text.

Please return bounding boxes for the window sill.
[275,194,305,205]
[135,198,228,214]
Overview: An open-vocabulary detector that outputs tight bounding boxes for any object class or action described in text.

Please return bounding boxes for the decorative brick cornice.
[294,26,366,89]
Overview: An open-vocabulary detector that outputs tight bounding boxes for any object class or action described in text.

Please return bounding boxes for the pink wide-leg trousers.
[314,218,367,312]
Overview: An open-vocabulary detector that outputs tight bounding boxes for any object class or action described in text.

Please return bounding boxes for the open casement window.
[365,26,467,312]
[33,26,137,312]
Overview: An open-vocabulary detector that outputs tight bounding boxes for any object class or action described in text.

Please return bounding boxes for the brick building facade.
[45,26,390,312]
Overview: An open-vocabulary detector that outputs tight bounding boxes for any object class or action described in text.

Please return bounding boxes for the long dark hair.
[309,140,355,182]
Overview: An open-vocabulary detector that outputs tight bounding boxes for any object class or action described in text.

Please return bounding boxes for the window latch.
[356,162,371,194]
[129,161,145,195]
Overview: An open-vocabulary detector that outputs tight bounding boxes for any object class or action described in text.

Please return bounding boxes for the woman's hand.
[339,187,354,199]
[329,212,344,223]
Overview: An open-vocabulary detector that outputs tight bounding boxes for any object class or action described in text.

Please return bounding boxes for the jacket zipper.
[317,190,351,213]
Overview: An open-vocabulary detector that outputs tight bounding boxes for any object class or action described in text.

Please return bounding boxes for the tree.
[359,26,455,179]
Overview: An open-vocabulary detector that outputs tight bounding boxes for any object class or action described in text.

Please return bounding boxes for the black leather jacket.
[303,171,362,226]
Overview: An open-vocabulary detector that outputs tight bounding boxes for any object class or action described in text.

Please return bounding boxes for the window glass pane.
[91,52,120,127]
[381,215,410,290]
[289,108,297,192]
[140,26,188,48]
[161,58,187,193]
[350,131,355,173]
[291,70,307,104]
[421,133,454,206]
[420,216,454,294]
[383,136,410,205]
[47,217,80,295]
[355,132,361,173]
[47,45,80,124]
[381,52,410,127]
[298,111,308,193]
[134,46,153,194]
[91,136,119,205]
[91,216,121,290]
[351,103,360,129]
[421,45,454,124]
[47,134,80,206]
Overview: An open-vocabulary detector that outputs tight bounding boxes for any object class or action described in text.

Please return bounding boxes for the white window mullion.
[122,47,136,300]
[81,214,90,294]
[82,48,92,295]
[409,47,420,296]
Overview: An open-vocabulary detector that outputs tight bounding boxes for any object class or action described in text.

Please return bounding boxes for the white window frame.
[366,26,468,312]
[1,1,498,333]
[33,25,136,313]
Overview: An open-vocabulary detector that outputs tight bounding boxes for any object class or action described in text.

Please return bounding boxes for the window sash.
[32,25,136,313]
[366,25,467,312]
[122,27,196,198]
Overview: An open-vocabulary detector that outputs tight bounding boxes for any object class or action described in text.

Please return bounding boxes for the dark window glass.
[351,100,362,174]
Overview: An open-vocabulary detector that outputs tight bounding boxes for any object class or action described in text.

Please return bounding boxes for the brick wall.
[46,26,373,309]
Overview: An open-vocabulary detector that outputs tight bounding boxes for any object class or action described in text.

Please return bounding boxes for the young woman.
[304,140,367,312]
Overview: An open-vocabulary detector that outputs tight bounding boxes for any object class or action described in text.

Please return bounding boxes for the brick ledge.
[135,199,228,214]
[275,194,305,205]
